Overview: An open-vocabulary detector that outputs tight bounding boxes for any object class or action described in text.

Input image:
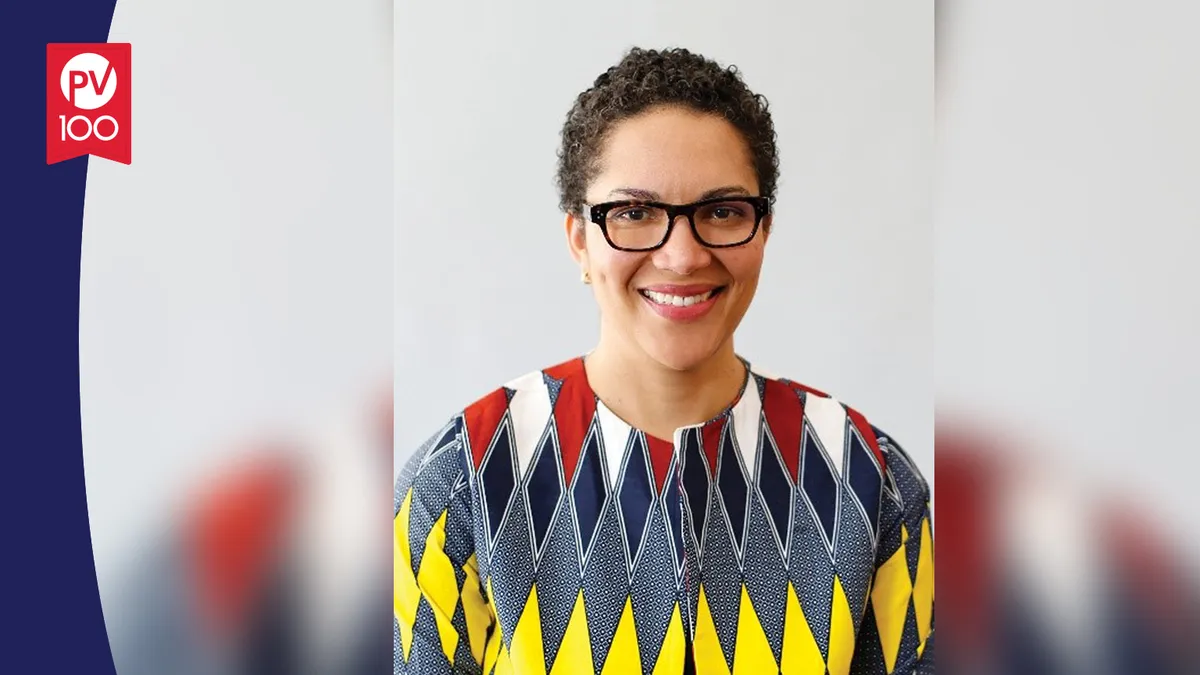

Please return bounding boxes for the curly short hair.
[556,47,779,215]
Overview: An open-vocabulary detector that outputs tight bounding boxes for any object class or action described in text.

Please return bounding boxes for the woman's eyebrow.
[608,187,659,200]
[699,186,752,200]
[606,185,752,201]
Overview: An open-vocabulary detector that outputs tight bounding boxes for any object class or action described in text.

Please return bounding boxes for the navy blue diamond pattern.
[788,495,835,658]
[680,427,710,561]
[662,457,685,582]
[571,421,608,568]
[489,486,535,651]
[853,602,886,670]
[443,488,474,570]
[536,503,581,673]
[681,501,702,639]
[834,486,875,622]
[757,424,792,559]
[846,424,884,541]
[618,432,654,574]
[526,426,563,563]
[699,495,742,673]
[421,423,460,469]
[409,598,450,673]
[742,497,789,663]
[397,361,934,673]
[581,499,631,672]
[631,505,676,674]
[406,447,459,574]
[899,600,923,669]
[800,421,839,551]
[450,602,474,668]
[478,417,516,550]
[393,618,401,673]
[716,421,749,556]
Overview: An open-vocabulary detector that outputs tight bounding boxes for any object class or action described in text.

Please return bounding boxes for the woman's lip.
[639,288,721,321]
[638,284,723,295]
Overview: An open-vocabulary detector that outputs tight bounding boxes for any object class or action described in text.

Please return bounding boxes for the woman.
[394,47,933,675]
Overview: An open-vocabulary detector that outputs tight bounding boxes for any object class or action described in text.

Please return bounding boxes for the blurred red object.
[108,390,392,675]
[935,419,1200,675]
[186,451,299,640]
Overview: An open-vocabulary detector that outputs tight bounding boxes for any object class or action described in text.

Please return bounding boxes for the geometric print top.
[394,356,934,674]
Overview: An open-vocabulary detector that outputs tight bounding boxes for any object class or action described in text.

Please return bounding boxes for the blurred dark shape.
[109,392,393,675]
[936,419,1200,675]
[188,451,299,647]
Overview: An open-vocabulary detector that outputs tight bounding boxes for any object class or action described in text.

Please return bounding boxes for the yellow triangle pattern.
[509,585,547,675]
[913,516,934,657]
[600,596,642,675]
[652,602,686,675]
[732,586,777,674]
[393,488,420,662]
[398,481,934,673]
[550,590,593,675]
[493,643,514,675]
[872,523,913,673]
[693,586,731,675]
[828,576,856,675]
[781,582,824,674]
[415,511,461,664]
[482,617,503,675]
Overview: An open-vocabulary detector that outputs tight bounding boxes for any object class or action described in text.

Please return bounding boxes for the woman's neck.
[584,336,746,443]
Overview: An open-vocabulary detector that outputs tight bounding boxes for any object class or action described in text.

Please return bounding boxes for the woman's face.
[568,105,770,372]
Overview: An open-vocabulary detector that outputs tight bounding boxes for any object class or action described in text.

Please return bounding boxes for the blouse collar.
[569,354,754,446]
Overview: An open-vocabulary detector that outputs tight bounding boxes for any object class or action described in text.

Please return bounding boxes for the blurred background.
[78,0,392,672]
[936,0,1200,672]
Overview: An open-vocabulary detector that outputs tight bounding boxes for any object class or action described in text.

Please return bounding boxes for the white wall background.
[394,1,935,484]
[937,0,1200,546]
[79,0,393,649]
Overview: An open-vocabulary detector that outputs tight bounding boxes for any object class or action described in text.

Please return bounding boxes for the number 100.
[59,114,119,142]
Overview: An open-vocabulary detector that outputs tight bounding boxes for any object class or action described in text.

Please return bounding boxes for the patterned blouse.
[394,357,934,674]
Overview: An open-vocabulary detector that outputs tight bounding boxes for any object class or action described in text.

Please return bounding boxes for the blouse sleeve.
[850,430,935,675]
[394,419,495,675]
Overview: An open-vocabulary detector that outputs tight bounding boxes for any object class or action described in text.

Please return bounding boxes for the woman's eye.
[711,206,745,219]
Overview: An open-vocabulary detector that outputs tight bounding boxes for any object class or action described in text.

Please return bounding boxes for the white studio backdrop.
[394,1,935,485]
[937,0,1200,547]
[79,0,394,657]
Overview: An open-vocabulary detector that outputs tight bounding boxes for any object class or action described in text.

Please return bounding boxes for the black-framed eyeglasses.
[583,196,770,252]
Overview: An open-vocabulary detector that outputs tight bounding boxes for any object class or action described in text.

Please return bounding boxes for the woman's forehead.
[591,110,757,199]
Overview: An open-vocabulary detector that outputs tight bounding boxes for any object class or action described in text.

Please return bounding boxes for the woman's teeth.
[640,289,716,307]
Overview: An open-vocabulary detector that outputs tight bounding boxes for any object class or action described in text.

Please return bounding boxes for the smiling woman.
[394,47,933,675]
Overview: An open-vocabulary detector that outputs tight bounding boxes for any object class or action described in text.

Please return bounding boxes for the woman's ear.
[761,212,774,241]
[565,211,588,268]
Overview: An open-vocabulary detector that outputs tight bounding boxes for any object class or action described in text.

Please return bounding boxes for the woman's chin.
[638,336,727,373]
